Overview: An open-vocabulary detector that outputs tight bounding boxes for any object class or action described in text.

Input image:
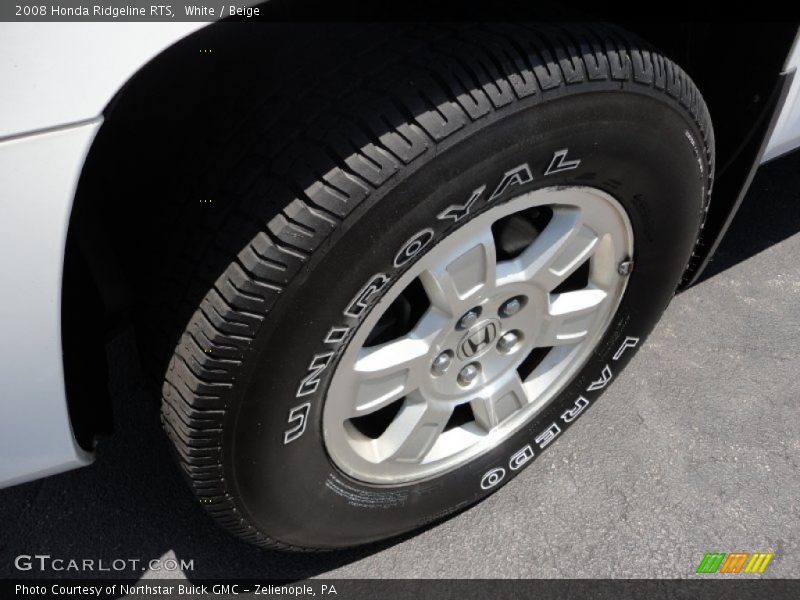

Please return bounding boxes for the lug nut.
[618,259,634,276]
[500,296,525,317]
[458,308,481,330]
[431,351,453,376]
[497,331,521,354]
[457,363,481,386]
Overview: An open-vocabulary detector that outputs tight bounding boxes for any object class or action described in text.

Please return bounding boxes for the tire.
[157,23,714,550]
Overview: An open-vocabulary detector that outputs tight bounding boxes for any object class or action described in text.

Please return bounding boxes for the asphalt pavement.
[1,152,799,581]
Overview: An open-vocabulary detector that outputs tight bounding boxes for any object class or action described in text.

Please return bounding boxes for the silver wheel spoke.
[376,398,452,462]
[498,208,598,291]
[471,372,528,431]
[350,338,429,416]
[537,288,608,346]
[420,229,497,314]
[348,308,449,416]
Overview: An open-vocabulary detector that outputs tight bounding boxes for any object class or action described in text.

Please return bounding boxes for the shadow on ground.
[693,151,800,284]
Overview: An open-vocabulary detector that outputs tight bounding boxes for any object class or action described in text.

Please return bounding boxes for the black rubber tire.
[157,23,714,551]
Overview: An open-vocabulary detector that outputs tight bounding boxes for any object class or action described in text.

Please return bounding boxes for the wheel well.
[62,17,797,449]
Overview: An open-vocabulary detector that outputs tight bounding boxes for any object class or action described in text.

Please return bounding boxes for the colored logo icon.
[696,552,773,574]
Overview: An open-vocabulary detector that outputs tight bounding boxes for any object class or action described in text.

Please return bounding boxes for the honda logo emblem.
[458,320,499,359]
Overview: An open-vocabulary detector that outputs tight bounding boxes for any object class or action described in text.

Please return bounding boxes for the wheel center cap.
[457,319,500,360]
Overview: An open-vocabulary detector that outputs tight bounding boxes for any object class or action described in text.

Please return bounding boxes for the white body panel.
[0,122,99,487]
[0,23,204,139]
[0,23,205,488]
[763,31,800,163]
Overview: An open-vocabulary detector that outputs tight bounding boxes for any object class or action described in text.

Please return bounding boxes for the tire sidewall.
[226,90,709,548]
